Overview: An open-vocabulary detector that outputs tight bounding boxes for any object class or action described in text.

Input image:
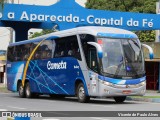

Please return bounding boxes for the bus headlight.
[139,81,146,86]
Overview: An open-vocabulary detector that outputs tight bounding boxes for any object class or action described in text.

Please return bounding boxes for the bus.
[6,26,153,103]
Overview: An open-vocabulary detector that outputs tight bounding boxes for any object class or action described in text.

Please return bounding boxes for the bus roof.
[9,26,138,46]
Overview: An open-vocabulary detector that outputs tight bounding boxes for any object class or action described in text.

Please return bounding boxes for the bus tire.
[77,83,90,103]
[25,82,33,98]
[18,82,25,98]
[114,96,126,103]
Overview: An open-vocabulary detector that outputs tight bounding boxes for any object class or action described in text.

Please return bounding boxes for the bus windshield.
[100,38,145,79]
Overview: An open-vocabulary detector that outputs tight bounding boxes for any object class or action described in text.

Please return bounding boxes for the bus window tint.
[40,40,53,59]
[31,40,53,60]
[7,44,31,62]
[7,46,15,62]
[15,45,25,61]
[23,44,31,61]
[54,36,81,60]
[54,38,66,57]
[66,36,81,60]
[80,34,98,71]
[31,42,40,60]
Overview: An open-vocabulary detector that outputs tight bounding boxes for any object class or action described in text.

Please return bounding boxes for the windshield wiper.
[114,62,124,78]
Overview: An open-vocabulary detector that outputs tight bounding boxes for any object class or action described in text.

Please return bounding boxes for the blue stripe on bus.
[97,33,138,39]
[98,75,146,85]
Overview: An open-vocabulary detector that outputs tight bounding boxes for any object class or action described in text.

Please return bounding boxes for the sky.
[12,0,86,7]
[0,0,87,50]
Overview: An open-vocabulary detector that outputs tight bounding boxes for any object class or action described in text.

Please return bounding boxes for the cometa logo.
[47,61,67,70]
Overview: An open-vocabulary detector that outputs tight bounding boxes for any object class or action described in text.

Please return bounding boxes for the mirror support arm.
[142,44,154,59]
[87,42,103,58]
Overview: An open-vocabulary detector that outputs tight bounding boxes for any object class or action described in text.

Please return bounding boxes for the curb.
[127,97,160,103]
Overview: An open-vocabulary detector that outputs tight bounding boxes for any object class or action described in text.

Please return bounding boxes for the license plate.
[122,90,131,94]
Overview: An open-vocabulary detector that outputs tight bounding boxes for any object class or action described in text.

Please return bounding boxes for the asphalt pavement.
[0,83,160,103]
[0,90,160,120]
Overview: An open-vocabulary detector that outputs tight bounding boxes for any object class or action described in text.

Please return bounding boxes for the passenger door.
[87,48,99,96]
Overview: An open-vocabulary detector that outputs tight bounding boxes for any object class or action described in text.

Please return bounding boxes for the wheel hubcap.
[79,87,85,99]
[19,86,23,95]
[26,86,30,96]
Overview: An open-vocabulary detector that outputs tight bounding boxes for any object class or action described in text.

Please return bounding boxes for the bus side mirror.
[87,42,103,58]
[142,44,154,59]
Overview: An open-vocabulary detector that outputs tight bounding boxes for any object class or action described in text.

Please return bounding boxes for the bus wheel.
[18,82,25,98]
[77,83,90,103]
[114,96,126,103]
[25,82,33,98]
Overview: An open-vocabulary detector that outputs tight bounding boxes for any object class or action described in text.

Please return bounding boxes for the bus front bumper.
[98,81,146,97]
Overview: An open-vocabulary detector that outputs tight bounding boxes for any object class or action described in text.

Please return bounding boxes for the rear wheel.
[114,96,126,103]
[25,82,33,98]
[77,83,90,103]
[18,82,25,98]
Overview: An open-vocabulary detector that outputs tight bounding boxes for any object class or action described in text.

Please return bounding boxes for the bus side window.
[54,38,66,58]
[40,40,53,59]
[7,46,15,62]
[66,35,81,60]
[15,45,24,61]
[30,42,39,60]
[54,35,81,60]
[87,47,98,72]
[79,34,98,72]
[22,43,31,61]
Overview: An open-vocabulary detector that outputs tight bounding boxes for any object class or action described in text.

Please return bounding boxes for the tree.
[29,29,53,39]
[86,0,158,42]
[0,0,7,9]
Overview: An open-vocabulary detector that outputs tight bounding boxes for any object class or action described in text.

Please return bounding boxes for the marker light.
[98,39,103,44]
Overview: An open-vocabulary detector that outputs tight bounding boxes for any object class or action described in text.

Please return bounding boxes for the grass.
[0,86,11,93]
[7,118,14,120]
[129,96,160,99]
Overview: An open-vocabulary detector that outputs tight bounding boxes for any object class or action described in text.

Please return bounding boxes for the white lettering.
[19,11,80,22]
[20,11,29,20]
[8,12,15,19]
[109,18,114,25]
[38,14,45,21]
[118,113,131,117]
[57,15,63,21]
[87,15,94,24]
[50,15,56,21]
[45,15,50,21]
[143,19,153,27]
[47,61,67,70]
[95,18,100,24]
[142,19,148,27]
[66,14,72,22]
[87,15,123,26]
[73,16,79,22]
[30,14,37,22]
[127,18,139,26]
[114,17,123,26]
[74,65,79,69]
[101,18,107,25]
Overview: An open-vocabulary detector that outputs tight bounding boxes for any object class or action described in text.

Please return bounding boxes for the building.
[143,42,160,91]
